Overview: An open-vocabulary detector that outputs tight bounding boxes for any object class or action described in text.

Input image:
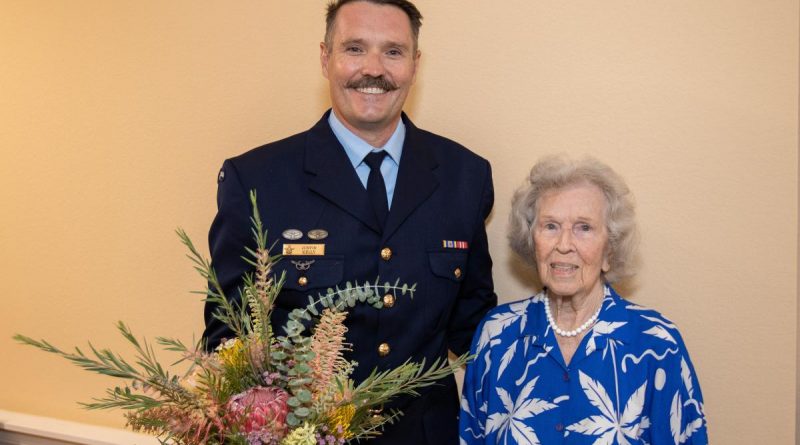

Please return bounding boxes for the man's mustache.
[347,76,397,91]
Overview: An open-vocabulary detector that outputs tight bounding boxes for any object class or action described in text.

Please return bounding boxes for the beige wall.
[1,1,797,443]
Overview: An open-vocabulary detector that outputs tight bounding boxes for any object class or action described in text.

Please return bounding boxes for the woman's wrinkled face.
[533,182,610,301]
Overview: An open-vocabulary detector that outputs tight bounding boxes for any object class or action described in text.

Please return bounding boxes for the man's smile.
[355,86,388,94]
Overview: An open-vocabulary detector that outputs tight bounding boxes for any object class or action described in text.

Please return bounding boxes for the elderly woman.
[459,156,708,444]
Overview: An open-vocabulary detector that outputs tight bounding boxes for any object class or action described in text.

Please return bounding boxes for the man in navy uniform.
[203,0,496,442]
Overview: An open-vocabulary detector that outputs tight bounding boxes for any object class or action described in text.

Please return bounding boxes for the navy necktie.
[364,151,389,230]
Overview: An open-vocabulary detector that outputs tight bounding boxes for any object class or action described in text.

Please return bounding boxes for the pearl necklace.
[543,294,602,337]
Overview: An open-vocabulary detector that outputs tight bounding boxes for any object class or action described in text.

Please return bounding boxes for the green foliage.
[14,322,201,413]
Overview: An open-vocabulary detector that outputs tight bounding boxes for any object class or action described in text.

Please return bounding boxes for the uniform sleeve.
[648,330,708,445]
[446,160,497,356]
[201,159,256,351]
[459,319,492,445]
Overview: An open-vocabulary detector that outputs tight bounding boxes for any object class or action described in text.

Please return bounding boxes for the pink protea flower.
[226,386,290,436]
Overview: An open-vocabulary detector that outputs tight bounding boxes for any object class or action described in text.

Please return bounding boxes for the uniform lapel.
[304,113,382,234]
[383,115,439,240]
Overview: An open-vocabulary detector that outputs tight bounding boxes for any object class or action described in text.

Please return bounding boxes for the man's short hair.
[325,0,423,49]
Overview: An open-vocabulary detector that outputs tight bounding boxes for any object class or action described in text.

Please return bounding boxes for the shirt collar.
[328,110,404,167]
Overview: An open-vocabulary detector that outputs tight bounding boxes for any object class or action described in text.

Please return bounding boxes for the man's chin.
[357,116,401,130]
[347,110,401,129]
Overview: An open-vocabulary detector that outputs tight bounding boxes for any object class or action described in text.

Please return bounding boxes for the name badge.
[282,244,325,256]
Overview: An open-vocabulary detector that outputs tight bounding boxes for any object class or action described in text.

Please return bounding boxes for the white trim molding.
[0,410,158,445]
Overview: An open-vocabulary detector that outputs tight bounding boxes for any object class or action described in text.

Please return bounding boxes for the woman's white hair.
[508,155,639,283]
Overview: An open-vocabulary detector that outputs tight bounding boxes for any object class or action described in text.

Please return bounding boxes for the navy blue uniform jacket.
[203,111,496,444]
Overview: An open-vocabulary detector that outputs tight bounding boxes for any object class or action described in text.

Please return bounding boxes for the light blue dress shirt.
[328,111,404,208]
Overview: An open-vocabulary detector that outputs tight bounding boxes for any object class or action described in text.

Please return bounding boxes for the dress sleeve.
[447,160,498,355]
[459,318,492,445]
[648,330,709,445]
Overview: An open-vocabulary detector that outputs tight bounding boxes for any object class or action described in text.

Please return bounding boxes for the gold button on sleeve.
[298,276,308,287]
[383,293,395,308]
[378,342,390,357]
[380,247,392,261]
[454,267,462,279]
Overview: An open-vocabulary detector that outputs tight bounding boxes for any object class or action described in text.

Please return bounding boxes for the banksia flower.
[308,309,350,401]
[218,338,247,370]
[327,403,355,440]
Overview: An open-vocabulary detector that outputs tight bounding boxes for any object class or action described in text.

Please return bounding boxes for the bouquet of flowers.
[15,191,467,445]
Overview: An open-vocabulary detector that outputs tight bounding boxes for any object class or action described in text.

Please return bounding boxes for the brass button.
[378,342,390,357]
[383,294,395,308]
[297,276,308,287]
[454,267,462,279]
[380,247,392,261]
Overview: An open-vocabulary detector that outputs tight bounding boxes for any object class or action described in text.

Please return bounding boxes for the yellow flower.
[327,404,355,439]
[216,338,246,369]
[281,422,317,445]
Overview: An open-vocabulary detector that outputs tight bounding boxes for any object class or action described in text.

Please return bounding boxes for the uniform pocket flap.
[428,251,467,282]
[273,255,344,290]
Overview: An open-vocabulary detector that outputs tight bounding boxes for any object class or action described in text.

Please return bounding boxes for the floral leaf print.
[477,299,531,351]
[565,415,614,435]
[670,391,683,444]
[486,408,508,436]
[568,372,648,444]
[578,371,616,420]
[631,416,651,441]
[683,418,705,443]
[496,387,515,414]
[640,314,677,329]
[594,429,618,445]
[509,421,541,445]
[508,395,558,445]
[594,321,627,336]
[514,298,534,333]
[585,321,627,356]
[670,374,704,444]
[484,403,508,435]
[516,396,557,417]
[485,388,513,435]
[485,377,556,444]
[474,302,534,397]
[498,339,518,379]
[680,357,694,398]
[460,393,473,417]
[643,325,677,344]
[619,381,647,431]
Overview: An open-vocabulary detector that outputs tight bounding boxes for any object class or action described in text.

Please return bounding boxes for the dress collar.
[523,284,637,349]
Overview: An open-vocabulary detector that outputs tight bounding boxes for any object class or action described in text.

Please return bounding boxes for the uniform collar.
[303,110,437,238]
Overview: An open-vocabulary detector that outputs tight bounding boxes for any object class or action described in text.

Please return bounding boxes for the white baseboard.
[0,410,158,445]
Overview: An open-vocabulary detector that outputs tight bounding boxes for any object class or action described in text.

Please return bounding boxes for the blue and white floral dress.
[459,285,708,445]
